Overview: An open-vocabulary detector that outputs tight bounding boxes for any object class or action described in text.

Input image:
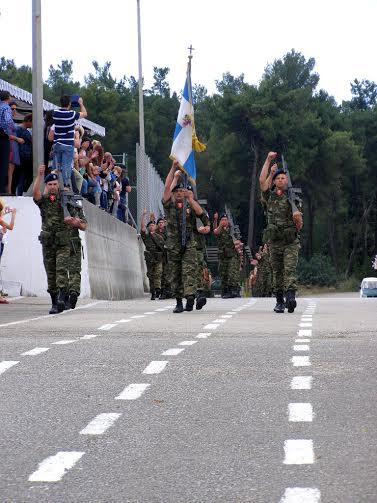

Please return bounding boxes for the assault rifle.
[57,171,83,220]
[281,155,302,214]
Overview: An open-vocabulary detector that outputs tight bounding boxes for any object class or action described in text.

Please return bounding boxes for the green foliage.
[298,254,337,286]
[2,53,377,278]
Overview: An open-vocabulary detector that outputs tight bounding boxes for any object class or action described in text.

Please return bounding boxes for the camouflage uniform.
[253,252,272,297]
[67,205,87,296]
[34,194,71,294]
[141,230,164,293]
[163,200,209,299]
[217,227,239,295]
[157,226,171,297]
[262,188,301,293]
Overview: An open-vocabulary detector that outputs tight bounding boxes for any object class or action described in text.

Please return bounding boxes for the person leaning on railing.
[0,198,16,304]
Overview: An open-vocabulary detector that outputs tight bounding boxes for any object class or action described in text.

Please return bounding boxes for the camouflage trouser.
[167,245,197,298]
[196,248,205,291]
[161,253,171,291]
[254,266,272,297]
[146,260,163,292]
[269,239,300,293]
[219,256,239,290]
[68,237,82,295]
[42,243,70,293]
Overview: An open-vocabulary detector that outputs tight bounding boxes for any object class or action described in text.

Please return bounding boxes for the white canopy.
[0,78,105,137]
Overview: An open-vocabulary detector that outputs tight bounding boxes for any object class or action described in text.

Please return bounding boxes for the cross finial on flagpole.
[188,44,195,59]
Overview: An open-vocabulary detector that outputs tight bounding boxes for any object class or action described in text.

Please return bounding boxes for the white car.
[360,277,377,298]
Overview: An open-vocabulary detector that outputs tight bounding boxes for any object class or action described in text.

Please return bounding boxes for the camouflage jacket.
[141,230,165,255]
[217,227,237,258]
[262,188,299,243]
[163,200,209,250]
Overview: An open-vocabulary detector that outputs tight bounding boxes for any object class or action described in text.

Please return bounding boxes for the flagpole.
[136,0,145,152]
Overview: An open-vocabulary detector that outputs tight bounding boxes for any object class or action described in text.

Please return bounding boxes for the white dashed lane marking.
[80,334,102,340]
[161,348,185,356]
[280,487,321,503]
[115,383,150,400]
[283,440,315,464]
[28,451,85,482]
[21,347,50,356]
[178,341,198,346]
[115,319,131,323]
[290,376,313,390]
[298,329,312,337]
[0,361,19,375]
[196,332,211,338]
[142,361,168,374]
[130,315,145,319]
[51,340,76,345]
[98,324,118,331]
[299,323,312,328]
[288,403,313,422]
[80,413,121,435]
[293,345,310,352]
[292,355,311,367]
[203,324,219,330]
[212,319,227,323]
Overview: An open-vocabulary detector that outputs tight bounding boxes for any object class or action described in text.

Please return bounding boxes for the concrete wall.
[83,201,144,299]
[1,197,144,299]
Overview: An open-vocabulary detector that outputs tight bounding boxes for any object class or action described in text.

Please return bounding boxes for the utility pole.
[32,0,44,181]
[136,0,145,151]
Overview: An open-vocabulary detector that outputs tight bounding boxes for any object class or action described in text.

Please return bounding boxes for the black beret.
[272,168,286,182]
[156,217,164,224]
[147,220,156,227]
[219,213,228,219]
[172,182,193,192]
[44,173,59,183]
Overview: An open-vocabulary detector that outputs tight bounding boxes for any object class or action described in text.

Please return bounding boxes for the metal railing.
[136,144,165,229]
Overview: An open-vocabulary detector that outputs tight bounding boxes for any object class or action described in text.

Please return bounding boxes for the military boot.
[70,291,78,309]
[57,289,66,313]
[49,292,59,315]
[286,290,297,313]
[155,288,161,299]
[173,298,184,313]
[195,291,207,310]
[274,292,285,313]
[221,287,232,299]
[185,295,195,312]
[150,290,156,301]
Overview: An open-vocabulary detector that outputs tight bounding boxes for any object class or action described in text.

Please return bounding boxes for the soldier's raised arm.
[259,152,277,192]
[33,164,45,201]
[163,160,179,202]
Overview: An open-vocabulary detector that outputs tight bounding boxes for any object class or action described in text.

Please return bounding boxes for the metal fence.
[136,143,165,229]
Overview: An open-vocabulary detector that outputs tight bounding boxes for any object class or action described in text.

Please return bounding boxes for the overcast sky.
[1,0,376,104]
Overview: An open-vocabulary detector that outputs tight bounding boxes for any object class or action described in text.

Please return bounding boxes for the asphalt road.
[0,293,376,503]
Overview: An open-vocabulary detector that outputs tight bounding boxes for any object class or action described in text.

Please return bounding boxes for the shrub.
[298,254,337,286]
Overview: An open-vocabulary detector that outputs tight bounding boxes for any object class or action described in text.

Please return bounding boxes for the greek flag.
[170,67,196,183]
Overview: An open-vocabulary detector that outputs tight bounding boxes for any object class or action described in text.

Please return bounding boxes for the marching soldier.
[33,164,86,314]
[213,213,239,298]
[194,217,211,308]
[156,217,171,299]
[163,161,209,313]
[141,209,165,300]
[64,202,87,310]
[259,151,303,313]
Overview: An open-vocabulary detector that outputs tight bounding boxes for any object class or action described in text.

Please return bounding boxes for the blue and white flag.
[170,67,197,183]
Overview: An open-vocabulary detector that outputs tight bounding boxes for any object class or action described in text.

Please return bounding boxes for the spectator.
[0,92,14,194]
[52,95,87,191]
[13,114,33,195]
[43,110,54,169]
[7,102,22,194]
[117,169,131,222]
[0,198,16,304]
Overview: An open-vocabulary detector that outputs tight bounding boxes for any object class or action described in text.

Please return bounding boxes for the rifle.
[281,155,302,214]
[57,170,84,220]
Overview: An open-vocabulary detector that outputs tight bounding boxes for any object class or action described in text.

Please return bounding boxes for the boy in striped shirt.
[52,95,87,191]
